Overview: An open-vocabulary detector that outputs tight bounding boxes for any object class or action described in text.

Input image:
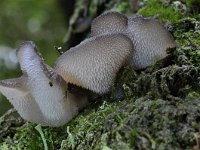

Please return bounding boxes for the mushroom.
[55,12,176,94]
[126,16,176,69]
[90,12,177,69]
[0,12,177,126]
[55,33,133,94]
[0,41,88,126]
[90,12,128,37]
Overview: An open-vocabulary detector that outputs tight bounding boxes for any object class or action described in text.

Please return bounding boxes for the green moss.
[173,17,200,67]
[138,0,182,23]
[3,91,200,149]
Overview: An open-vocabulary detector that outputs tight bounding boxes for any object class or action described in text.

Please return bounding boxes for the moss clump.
[138,0,182,23]
[1,92,200,149]
[126,65,199,99]
[173,17,200,67]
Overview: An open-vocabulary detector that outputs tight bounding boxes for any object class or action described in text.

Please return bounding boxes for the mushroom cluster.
[0,12,176,126]
[55,12,176,94]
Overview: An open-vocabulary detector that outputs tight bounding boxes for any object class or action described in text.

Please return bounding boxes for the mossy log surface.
[0,0,200,149]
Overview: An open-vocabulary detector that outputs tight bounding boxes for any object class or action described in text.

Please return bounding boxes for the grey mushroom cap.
[55,33,133,94]
[126,16,177,69]
[0,41,88,126]
[90,12,128,37]
[90,12,177,69]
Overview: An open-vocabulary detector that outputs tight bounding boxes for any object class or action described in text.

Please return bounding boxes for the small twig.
[141,131,156,149]
[67,126,75,149]
[0,108,16,122]
[35,124,48,150]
